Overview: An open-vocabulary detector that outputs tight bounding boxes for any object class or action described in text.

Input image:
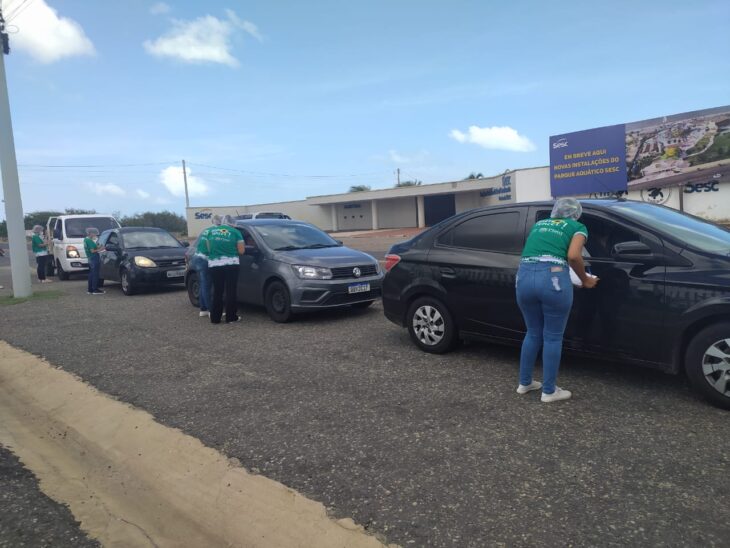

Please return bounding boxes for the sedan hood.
[127,247,187,261]
[274,246,377,267]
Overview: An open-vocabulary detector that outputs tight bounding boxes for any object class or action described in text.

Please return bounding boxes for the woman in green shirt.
[30,225,52,284]
[515,198,598,403]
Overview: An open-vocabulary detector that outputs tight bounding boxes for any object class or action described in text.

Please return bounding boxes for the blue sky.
[1,0,729,218]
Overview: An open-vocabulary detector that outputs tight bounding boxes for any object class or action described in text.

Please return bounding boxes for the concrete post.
[416,195,425,228]
[330,204,338,232]
[371,200,379,230]
[0,50,31,297]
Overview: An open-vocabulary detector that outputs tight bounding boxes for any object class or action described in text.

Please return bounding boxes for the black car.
[99,227,189,295]
[382,199,730,409]
[185,220,383,321]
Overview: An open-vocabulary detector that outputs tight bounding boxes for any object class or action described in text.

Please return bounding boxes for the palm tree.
[395,180,422,187]
[464,172,484,180]
[349,185,371,192]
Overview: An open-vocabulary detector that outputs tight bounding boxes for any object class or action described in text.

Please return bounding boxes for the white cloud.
[149,2,171,15]
[449,126,536,152]
[159,165,209,197]
[143,10,261,66]
[6,0,95,63]
[388,149,428,164]
[84,182,126,196]
[135,189,151,199]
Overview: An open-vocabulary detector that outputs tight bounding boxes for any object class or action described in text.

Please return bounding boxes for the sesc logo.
[552,138,568,149]
[641,187,671,205]
[195,209,213,220]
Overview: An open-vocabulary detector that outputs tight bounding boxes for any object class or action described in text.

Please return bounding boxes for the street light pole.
[0,11,31,298]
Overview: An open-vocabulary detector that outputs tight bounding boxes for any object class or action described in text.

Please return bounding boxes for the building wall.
[186,201,331,237]
[455,191,482,213]
[514,167,552,203]
[377,197,418,229]
[336,201,373,231]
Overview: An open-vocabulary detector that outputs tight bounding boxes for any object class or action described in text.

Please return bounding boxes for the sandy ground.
[0,342,392,548]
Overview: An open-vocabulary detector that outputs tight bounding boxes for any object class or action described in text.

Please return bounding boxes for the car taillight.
[384,254,401,273]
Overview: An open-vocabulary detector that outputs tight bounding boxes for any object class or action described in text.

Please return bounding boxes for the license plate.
[348,282,370,294]
[167,269,185,278]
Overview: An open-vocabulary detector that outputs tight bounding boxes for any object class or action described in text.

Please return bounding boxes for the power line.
[18,161,174,168]
[6,0,34,22]
[186,161,390,179]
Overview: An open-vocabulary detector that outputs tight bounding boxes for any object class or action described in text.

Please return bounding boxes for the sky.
[1,0,729,219]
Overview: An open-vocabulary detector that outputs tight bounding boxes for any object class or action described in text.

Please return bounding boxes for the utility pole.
[182,159,189,208]
[0,9,31,298]
[396,168,400,186]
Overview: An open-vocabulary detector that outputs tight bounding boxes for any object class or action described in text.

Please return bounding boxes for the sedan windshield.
[123,230,182,249]
[254,224,339,250]
[65,217,119,238]
[612,202,730,255]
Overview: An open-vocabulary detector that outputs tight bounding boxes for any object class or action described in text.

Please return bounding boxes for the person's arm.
[567,234,598,288]
[237,240,245,255]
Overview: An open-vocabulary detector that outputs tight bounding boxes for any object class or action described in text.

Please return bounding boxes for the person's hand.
[583,276,599,289]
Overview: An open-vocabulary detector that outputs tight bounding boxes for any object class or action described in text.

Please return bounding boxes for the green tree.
[395,180,422,187]
[64,208,97,215]
[0,220,6,238]
[120,211,187,234]
[23,210,63,229]
[348,185,371,192]
[464,172,484,180]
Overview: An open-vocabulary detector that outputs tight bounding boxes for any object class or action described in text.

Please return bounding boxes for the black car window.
[106,232,120,247]
[440,212,521,253]
[535,209,640,259]
[239,228,257,247]
[122,230,181,249]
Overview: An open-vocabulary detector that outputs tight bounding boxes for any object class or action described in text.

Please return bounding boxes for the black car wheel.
[407,296,457,354]
[686,322,730,410]
[265,281,292,323]
[351,300,374,310]
[186,271,200,307]
[56,260,69,280]
[120,269,136,296]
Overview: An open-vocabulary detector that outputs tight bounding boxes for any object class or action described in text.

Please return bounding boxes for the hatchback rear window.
[439,212,522,253]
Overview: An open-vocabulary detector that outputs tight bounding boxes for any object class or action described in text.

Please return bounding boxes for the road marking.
[0,341,392,548]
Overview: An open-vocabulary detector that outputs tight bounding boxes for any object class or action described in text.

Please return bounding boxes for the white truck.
[46,214,121,279]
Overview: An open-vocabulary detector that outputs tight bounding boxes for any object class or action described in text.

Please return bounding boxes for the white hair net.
[551,197,582,220]
[221,215,236,226]
[86,227,100,237]
[32,225,44,234]
[211,214,223,226]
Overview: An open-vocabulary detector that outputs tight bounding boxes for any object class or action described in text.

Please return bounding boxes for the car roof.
[234,219,300,227]
[59,214,117,219]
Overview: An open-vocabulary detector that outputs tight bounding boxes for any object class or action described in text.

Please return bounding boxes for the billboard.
[550,105,730,196]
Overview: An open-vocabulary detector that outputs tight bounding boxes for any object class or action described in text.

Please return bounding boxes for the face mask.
[92,236,98,241]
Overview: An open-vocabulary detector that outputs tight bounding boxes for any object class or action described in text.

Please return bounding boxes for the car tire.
[120,269,136,296]
[186,272,200,307]
[351,300,374,310]
[265,281,292,323]
[685,322,730,410]
[406,296,457,354]
[56,260,69,280]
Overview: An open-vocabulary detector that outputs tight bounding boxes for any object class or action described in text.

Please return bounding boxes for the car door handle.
[440,267,457,279]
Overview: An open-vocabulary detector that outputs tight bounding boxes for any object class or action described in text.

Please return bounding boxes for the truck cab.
[50,215,121,279]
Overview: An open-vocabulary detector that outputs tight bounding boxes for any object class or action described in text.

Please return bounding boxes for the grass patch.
[0,290,65,306]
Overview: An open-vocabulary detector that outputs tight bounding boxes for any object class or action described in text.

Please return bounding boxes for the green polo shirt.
[31,234,47,255]
[204,225,243,266]
[83,237,99,258]
[522,217,588,264]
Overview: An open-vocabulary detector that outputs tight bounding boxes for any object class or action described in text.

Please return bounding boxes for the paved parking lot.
[1,245,729,547]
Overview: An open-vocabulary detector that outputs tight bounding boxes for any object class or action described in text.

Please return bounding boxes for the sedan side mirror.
[611,241,655,263]
[182,241,190,247]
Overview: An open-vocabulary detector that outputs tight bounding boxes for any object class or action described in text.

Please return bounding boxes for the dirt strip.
[0,341,393,548]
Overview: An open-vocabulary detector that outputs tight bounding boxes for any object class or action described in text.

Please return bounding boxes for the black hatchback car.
[383,199,730,409]
[99,227,189,295]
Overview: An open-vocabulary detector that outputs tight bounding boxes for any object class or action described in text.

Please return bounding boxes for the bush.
[120,211,187,235]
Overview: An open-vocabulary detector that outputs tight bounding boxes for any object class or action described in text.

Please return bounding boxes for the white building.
[186,166,729,236]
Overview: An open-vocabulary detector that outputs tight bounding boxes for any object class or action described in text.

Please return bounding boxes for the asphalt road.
[1,249,729,547]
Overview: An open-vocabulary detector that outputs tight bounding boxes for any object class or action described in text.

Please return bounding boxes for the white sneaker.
[516,381,542,394]
[541,387,572,403]
[199,310,210,317]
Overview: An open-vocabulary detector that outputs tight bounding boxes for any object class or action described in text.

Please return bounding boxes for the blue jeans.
[88,255,100,293]
[191,255,210,311]
[516,262,573,394]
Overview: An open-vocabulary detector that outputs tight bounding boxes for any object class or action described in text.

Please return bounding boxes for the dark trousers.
[210,264,239,323]
[88,255,100,293]
[35,255,48,281]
